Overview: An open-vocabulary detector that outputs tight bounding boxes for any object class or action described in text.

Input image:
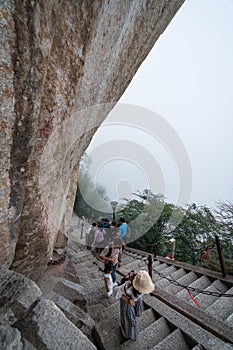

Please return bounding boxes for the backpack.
[120,270,137,285]
[104,245,113,271]
[105,244,113,257]
[104,261,114,273]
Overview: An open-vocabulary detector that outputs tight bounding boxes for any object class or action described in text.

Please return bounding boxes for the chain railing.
[154,269,233,298]
[124,248,233,298]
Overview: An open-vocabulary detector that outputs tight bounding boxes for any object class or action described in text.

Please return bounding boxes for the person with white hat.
[113,270,154,341]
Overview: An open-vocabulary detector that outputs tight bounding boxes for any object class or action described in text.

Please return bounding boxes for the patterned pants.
[120,296,142,341]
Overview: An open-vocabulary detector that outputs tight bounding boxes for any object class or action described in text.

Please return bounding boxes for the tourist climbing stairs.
[39,237,233,350]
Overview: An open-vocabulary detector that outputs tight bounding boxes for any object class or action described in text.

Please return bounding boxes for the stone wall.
[0,0,185,281]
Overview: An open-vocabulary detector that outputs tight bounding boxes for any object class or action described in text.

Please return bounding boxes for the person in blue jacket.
[118,217,128,238]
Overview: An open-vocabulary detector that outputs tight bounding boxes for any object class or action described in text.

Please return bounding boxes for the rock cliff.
[0,0,185,281]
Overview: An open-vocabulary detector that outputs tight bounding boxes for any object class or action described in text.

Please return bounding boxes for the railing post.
[215,235,226,277]
[147,254,153,279]
[169,238,176,259]
[153,242,158,257]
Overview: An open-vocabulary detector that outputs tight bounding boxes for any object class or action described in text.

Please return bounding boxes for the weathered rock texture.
[0,0,185,280]
[0,265,96,349]
[0,265,42,326]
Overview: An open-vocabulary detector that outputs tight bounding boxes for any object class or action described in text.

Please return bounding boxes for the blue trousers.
[111,263,117,282]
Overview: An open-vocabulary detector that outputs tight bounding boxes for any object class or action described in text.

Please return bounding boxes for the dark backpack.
[120,270,137,285]
[104,261,113,273]
[105,244,113,257]
[104,244,113,272]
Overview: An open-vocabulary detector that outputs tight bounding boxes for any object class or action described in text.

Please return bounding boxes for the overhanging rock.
[0,0,185,280]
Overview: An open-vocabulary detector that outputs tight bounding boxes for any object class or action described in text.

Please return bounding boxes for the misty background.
[83,0,233,210]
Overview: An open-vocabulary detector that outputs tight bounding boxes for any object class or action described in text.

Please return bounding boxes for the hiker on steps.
[86,222,97,250]
[100,237,123,292]
[116,217,130,245]
[92,222,106,254]
[113,270,154,341]
[104,262,114,297]
[103,221,117,246]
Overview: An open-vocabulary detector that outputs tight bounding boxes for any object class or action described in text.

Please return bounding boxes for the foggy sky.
[85,0,233,210]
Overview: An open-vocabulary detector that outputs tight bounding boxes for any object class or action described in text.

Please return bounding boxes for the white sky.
[85,0,233,210]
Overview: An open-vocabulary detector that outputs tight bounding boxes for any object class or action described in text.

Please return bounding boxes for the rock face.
[0,265,96,349]
[0,265,42,326]
[0,0,185,281]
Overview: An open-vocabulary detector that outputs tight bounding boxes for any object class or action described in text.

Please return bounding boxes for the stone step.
[94,307,157,350]
[52,278,87,311]
[154,263,171,272]
[191,285,222,309]
[62,271,81,284]
[123,251,134,257]
[67,242,90,256]
[153,265,177,282]
[123,253,146,264]
[153,260,163,267]
[119,260,147,275]
[176,275,212,301]
[50,292,95,340]
[65,239,233,349]
[164,271,198,295]
[137,308,158,330]
[14,298,96,350]
[0,266,42,326]
[130,253,139,257]
[78,274,104,287]
[80,271,104,283]
[192,280,229,309]
[94,314,124,349]
[88,298,120,323]
[121,256,134,264]
[143,294,233,349]
[151,328,189,350]
[155,268,187,289]
[205,286,233,322]
[120,316,171,350]
[74,265,101,275]
[67,259,96,270]
[0,325,36,350]
[142,257,148,262]
[225,313,233,328]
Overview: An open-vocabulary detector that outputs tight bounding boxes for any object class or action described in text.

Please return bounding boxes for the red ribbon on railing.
[206,248,209,262]
[187,290,200,307]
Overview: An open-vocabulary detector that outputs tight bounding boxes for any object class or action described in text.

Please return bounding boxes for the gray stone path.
[37,231,233,350]
[33,217,233,349]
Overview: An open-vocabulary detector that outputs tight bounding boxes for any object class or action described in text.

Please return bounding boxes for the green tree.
[118,191,173,254]
[214,201,233,273]
[172,204,219,265]
[73,154,110,219]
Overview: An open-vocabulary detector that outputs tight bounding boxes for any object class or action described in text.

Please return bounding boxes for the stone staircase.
[38,238,233,350]
[0,262,96,350]
[123,249,233,341]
